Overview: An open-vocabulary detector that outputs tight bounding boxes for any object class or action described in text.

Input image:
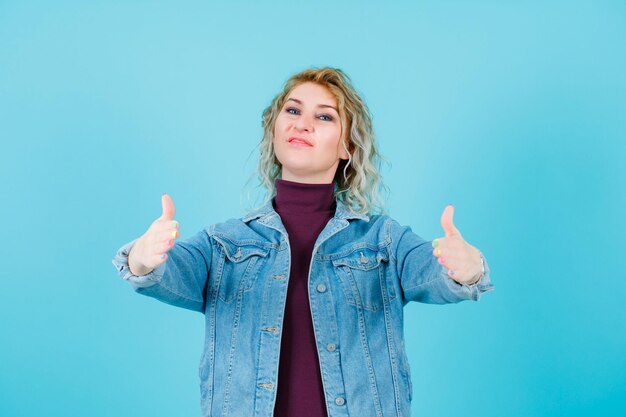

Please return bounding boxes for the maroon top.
[272,178,336,417]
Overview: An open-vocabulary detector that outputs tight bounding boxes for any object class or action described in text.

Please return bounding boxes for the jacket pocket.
[331,245,394,311]
[213,236,270,303]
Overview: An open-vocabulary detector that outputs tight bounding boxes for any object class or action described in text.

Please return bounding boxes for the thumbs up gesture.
[432,205,483,285]
[128,193,181,276]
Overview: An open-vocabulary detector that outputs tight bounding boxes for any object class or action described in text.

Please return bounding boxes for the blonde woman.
[112,67,494,417]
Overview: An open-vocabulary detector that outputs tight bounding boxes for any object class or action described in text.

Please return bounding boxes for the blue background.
[1,1,624,416]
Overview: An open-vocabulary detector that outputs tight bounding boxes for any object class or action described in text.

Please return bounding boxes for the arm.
[112,228,213,313]
[390,220,494,304]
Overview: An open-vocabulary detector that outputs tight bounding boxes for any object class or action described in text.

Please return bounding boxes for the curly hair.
[243,67,389,216]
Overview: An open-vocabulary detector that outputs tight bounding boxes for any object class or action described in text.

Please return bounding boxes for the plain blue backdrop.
[1,1,624,416]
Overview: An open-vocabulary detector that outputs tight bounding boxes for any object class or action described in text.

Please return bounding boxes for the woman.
[112,67,494,417]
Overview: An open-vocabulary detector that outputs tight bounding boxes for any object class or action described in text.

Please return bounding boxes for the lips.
[288,137,313,146]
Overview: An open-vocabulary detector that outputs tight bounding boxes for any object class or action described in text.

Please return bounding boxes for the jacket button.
[326,343,336,352]
[359,252,368,264]
[335,397,345,406]
[316,283,327,293]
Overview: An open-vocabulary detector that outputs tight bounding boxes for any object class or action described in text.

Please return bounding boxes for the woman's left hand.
[432,204,483,285]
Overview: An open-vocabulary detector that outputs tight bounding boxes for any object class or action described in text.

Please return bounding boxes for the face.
[272,82,350,184]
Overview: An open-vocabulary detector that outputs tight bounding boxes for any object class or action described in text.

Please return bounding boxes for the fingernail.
[172,230,177,238]
[432,240,439,248]
[172,220,179,228]
[160,254,166,259]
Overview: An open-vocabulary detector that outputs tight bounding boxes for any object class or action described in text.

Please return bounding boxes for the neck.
[280,169,338,185]
[273,178,336,214]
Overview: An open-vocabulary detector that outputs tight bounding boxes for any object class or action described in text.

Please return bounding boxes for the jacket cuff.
[441,251,494,301]
[111,238,167,289]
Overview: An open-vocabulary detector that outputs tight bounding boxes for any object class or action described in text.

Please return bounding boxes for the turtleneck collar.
[273,178,336,214]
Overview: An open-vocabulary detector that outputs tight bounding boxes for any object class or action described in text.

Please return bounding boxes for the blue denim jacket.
[112,198,494,417]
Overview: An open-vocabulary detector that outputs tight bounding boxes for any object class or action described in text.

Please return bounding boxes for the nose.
[294,112,314,132]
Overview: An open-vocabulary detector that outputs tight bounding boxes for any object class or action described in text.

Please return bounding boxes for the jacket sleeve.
[111,228,213,313]
[389,220,494,304]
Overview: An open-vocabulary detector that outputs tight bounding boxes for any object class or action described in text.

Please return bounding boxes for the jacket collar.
[242,197,369,223]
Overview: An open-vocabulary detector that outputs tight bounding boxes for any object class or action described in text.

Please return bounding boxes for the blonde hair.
[244,67,389,216]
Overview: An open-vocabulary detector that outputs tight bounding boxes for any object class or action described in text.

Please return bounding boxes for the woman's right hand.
[128,193,180,276]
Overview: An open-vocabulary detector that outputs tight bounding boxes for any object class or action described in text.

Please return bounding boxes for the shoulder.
[348,213,404,234]
[337,213,402,246]
[208,217,258,240]
[204,216,279,250]
[355,214,424,249]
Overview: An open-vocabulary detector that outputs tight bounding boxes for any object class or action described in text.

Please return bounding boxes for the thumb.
[160,193,176,220]
[440,204,461,238]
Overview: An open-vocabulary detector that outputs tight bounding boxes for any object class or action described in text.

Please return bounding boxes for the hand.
[128,193,180,275]
[432,204,483,285]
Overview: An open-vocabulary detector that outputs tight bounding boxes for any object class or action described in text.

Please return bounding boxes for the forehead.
[287,82,337,106]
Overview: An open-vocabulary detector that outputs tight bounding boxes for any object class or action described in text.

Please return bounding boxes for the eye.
[286,107,300,115]
[318,114,334,122]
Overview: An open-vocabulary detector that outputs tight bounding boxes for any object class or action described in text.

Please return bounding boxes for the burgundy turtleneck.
[272,178,336,417]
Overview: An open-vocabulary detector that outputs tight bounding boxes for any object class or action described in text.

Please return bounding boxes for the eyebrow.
[286,97,338,113]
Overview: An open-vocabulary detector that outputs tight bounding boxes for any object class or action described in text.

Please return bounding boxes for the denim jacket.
[112,198,494,417]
